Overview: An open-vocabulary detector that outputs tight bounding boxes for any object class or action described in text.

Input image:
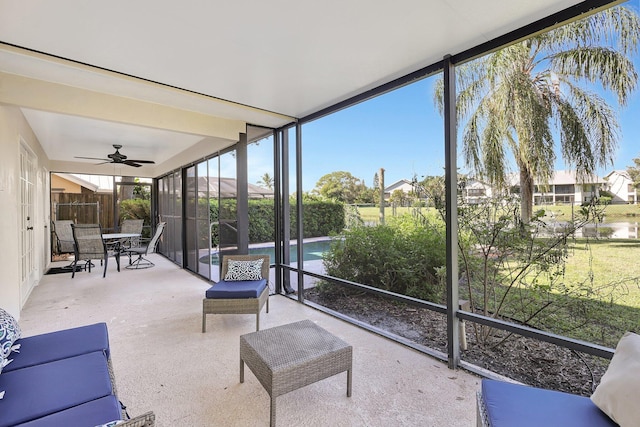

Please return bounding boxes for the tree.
[435,6,639,222]
[256,172,274,190]
[389,189,409,206]
[627,155,640,189]
[416,175,446,209]
[313,171,369,203]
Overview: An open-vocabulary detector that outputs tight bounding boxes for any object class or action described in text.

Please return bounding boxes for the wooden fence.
[51,193,116,232]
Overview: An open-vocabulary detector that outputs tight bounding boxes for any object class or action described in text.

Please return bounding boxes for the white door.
[39,167,50,274]
[20,142,37,305]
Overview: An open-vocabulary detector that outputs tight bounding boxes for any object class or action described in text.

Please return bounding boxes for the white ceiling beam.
[0,71,246,140]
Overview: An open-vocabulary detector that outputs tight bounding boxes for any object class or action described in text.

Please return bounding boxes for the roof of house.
[603,170,631,180]
[54,173,99,192]
[506,170,604,186]
[194,177,273,198]
[384,179,413,193]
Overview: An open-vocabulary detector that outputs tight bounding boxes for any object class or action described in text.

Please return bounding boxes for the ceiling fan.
[75,144,155,168]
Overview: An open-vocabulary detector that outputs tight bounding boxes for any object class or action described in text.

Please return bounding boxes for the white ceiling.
[0,0,593,176]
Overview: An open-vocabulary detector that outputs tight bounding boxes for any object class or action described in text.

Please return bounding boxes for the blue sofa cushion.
[205,278,267,299]
[4,323,110,372]
[481,379,617,427]
[0,351,113,427]
[13,395,122,427]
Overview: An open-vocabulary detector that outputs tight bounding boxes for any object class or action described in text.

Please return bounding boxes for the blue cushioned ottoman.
[205,278,267,299]
[4,322,110,372]
[13,395,122,427]
[479,379,617,427]
[0,351,114,427]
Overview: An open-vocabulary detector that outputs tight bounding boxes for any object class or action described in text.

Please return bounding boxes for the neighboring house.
[51,173,102,194]
[533,170,603,205]
[462,178,493,204]
[194,177,274,199]
[50,173,115,224]
[504,170,603,206]
[603,170,638,204]
[383,179,414,200]
[392,170,637,206]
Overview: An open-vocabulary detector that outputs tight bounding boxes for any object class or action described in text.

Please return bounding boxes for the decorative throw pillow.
[0,308,21,360]
[94,421,123,427]
[224,259,263,281]
[591,331,640,427]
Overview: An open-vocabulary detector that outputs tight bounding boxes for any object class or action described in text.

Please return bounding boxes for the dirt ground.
[304,287,609,397]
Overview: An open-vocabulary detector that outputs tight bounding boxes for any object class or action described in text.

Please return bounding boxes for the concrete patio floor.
[20,254,480,426]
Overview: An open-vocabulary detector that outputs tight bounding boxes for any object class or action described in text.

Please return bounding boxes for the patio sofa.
[476,379,617,427]
[0,320,154,427]
[477,331,640,427]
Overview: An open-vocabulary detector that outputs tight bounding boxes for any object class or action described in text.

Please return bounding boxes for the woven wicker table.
[240,319,353,426]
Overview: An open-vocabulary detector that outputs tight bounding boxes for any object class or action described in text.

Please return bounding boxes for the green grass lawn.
[358,206,428,223]
[564,239,640,302]
[539,203,640,222]
[465,237,640,347]
[359,203,640,224]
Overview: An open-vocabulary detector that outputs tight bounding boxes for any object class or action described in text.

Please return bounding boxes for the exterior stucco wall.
[51,174,83,193]
[605,172,635,204]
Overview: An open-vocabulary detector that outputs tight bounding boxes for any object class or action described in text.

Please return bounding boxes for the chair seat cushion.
[0,351,113,427]
[4,323,110,372]
[205,279,267,299]
[126,246,146,255]
[13,395,122,427]
[481,379,617,427]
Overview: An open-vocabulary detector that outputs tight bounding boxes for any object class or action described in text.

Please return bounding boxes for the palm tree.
[256,172,274,190]
[436,6,639,222]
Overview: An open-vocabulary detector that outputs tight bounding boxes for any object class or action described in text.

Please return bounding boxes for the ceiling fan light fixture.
[74,144,155,167]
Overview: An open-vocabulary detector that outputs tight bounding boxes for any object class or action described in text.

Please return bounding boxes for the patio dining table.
[102,233,141,272]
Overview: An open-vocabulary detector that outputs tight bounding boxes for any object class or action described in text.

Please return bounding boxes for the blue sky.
[249,1,640,193]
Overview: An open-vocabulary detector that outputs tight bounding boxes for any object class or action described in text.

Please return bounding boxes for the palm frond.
[482,110,509,189]
[539,6,640,55]
[553,81,619,175]
[551,47,637,105]
[462,110,484,177]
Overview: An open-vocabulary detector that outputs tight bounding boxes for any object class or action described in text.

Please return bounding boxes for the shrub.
[290,199,345,238]
[119,199,151,222]
[249,199,277,242]
[322,213,447,301]
[208,197,346,245]
[119,199,151,237]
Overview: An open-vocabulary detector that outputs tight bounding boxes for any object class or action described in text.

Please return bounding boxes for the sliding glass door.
[157,171,182,266]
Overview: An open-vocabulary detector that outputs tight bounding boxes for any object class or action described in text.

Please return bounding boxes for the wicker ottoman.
[240,319,353,426]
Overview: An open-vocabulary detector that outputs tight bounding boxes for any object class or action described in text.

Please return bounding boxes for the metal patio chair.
[122,222,166,269]
[70,224,119,278]
[52,220,75,254]
[120,219,144,249]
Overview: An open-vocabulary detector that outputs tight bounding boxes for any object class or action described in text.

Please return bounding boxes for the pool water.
[200,239,333,265]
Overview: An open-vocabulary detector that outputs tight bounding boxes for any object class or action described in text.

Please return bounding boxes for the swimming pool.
[199,239,333,265]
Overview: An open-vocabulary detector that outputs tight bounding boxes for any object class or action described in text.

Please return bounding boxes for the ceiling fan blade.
[126,159,155,164]
[74,156,111,161]
[123,160,143,167]
[76,147,153,167]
